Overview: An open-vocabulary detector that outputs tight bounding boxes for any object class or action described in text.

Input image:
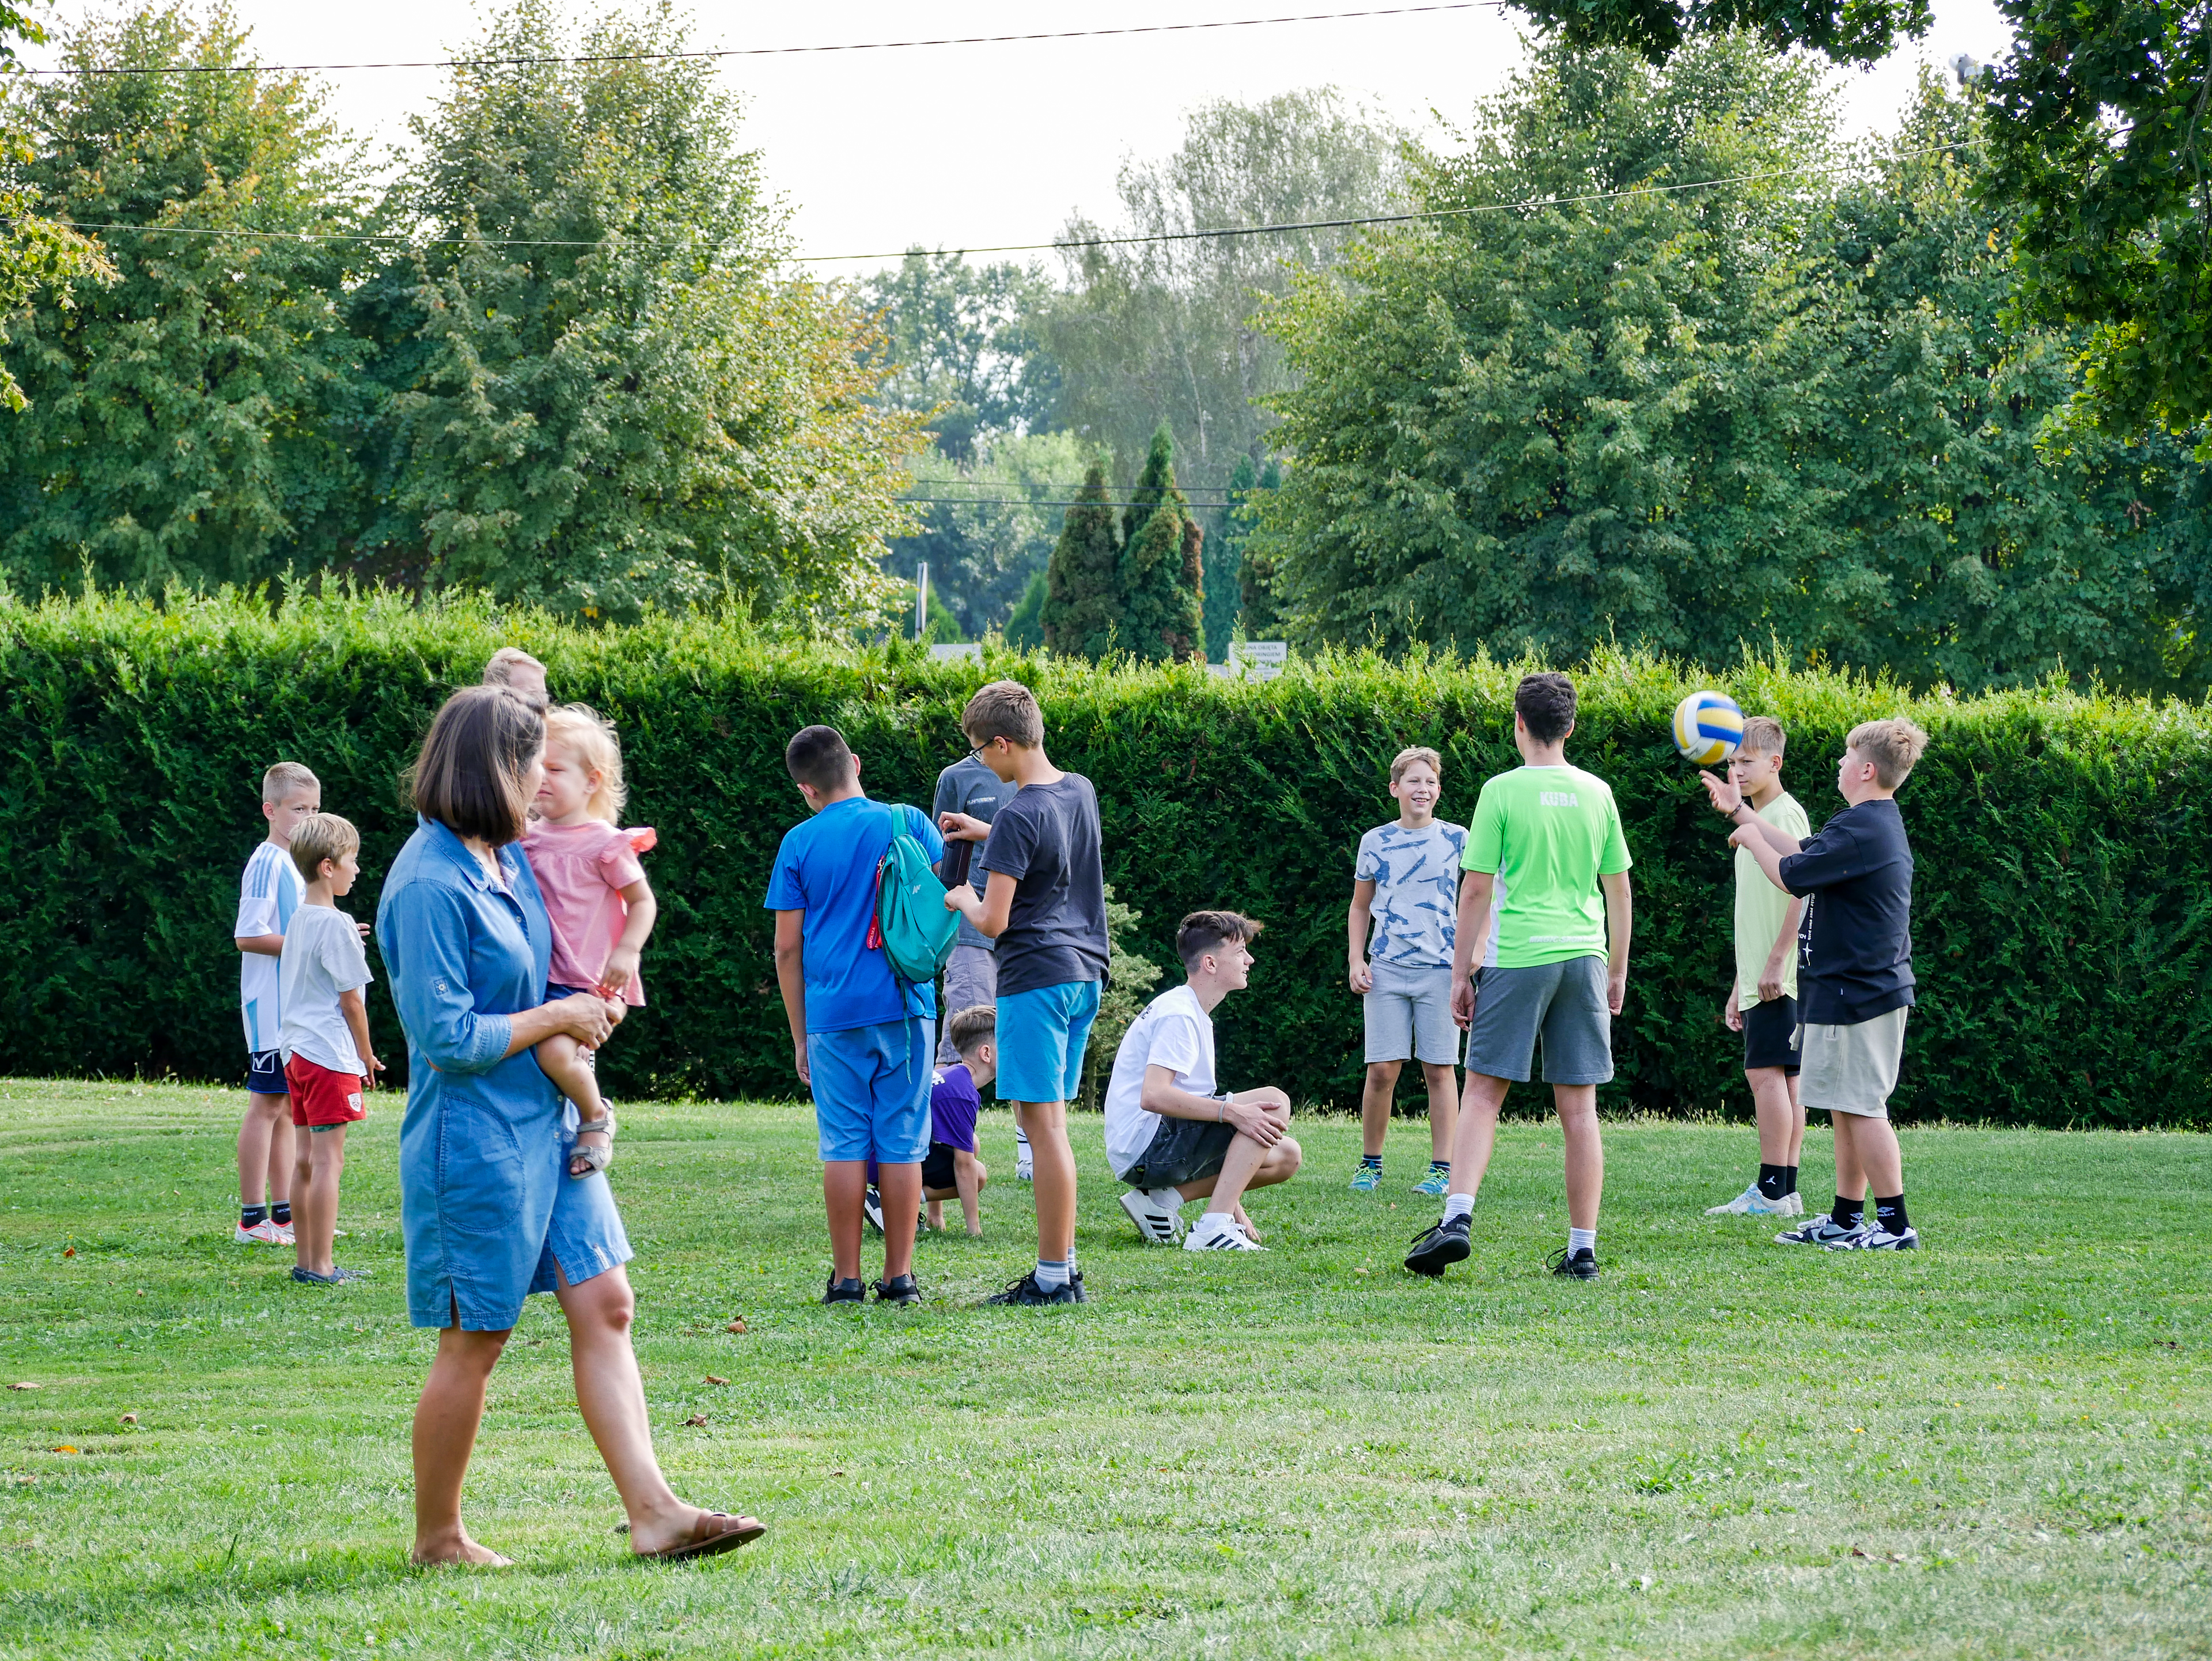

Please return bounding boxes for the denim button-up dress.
[377,816,633,1330]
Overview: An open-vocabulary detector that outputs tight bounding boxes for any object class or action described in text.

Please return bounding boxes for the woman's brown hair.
[405,685,545,846]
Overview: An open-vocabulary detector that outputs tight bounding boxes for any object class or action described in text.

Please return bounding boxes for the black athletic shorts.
[1741,993,1800,1074]
[921,1141,960,1192]
[1117,1117,1237,1191]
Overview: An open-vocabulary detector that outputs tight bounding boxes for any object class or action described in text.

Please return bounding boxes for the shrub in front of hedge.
[4,588,2205,1127]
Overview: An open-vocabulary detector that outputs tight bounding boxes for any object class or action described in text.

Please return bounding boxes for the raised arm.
[1699,770,1803,856]
[943,868,1016,938]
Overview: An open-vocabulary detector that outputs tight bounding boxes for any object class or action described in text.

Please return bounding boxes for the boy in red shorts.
[279,813,384,1284]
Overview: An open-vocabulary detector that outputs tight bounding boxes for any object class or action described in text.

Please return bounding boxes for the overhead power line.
[0,143,1974,261]
[18,4,1498,77]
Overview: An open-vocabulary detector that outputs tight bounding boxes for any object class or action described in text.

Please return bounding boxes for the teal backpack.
[867,805,959,985]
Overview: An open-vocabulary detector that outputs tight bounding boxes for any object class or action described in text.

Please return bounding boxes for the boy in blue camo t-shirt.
[1346,747,1467,1195]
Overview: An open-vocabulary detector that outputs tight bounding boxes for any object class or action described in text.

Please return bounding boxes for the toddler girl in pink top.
[523,705,658,1180]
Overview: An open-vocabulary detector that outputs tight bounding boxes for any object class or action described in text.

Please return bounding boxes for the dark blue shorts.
[247,1049,287,1096]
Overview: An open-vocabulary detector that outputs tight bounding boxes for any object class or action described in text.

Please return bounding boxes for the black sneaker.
[823,1276,867,1304]
[1547,1246,1601,1281]
[873,1273,921,1306]
[1068,1268,1089,1304]
[861,1187,885,1236]
[983,1270,1080,1307]
[1403,1213,1472,1277]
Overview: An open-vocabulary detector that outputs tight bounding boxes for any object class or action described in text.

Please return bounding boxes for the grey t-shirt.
[931,755,1019,952]
[977,773,1109,997]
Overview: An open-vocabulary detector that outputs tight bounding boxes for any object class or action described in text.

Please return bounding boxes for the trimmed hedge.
[4,589,2208,1127]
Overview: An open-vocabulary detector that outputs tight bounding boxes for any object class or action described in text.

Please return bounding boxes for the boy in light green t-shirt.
[1700,717,1810,1220]
[1404,672,1633,1283]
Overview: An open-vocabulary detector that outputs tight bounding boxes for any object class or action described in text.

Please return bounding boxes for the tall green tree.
[358,0,922,627]
[1215,453,1282,650]
[1116,423,1206,663]
[1041,463,1122,657]
[1983,1,2212,445]
[860,249,1060,461]
[884,429,1089,633]
[1043,88,1404,493]
[0,3,358,592]
[0,2,108,417]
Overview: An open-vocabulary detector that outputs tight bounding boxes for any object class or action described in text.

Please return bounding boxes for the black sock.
[240,1205,267,1229]
[1873,1194,1910,1234]
[1360,1155,1382,1169]
[1832,1194,1863,1229]
[1427,1159,1449,1172]
[1756,1164,1789,1202]
[271,1201,292,1226]
[1783,1166,1800,1196]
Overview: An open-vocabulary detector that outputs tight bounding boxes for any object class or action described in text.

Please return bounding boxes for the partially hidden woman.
[378,684,762,1565]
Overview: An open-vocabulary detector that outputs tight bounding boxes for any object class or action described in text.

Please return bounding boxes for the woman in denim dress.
[380,685,762,1565]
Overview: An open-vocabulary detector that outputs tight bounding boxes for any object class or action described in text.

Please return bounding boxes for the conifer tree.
[1118,424,1206,663]
[1041,463,1122,657]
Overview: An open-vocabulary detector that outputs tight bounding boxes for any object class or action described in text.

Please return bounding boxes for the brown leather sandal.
[634,1510,766,1562]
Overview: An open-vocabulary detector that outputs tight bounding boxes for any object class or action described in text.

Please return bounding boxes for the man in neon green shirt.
[1405,673,1633,1282]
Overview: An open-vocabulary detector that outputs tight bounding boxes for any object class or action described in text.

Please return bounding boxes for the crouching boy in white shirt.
[1105,911,1302,1252]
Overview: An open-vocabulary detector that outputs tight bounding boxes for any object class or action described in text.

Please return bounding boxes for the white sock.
[1146,1186,1185,1212]
[1198,1211,1234,1234]
[1568,1226,1596,1256]
[1034,1258,1070,1291]
[1443,1193,1475,1222]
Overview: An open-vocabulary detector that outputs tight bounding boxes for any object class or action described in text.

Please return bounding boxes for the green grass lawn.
[1,1079,2206,1660]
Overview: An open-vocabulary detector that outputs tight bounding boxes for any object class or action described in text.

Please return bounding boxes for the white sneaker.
[1119,1187,1184,1245]
[1183,1214,1264,1253]
[1775,1213,1869,1247]
[271,1221,297,1246]
[1706,1185,1803,1217]
[1843,1224,1919,1251]
[233,1220,282,1245]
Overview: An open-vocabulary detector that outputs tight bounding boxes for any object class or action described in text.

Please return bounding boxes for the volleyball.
[1671,690,1744,766]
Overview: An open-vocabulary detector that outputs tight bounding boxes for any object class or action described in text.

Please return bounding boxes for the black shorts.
[1117,1117,1237,1191]
[921,1141,961,1191]
[1742,994,1801,1074]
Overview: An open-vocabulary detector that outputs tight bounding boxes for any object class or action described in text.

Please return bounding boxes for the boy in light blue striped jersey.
[1346,746,1464,1196]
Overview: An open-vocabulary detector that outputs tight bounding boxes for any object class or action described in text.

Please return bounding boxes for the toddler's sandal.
[568,1112,617,1181]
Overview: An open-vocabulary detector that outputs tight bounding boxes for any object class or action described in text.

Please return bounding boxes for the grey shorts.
[1464,957,1613,1085]
[1117,1117,1237,1191]
[1799,1006,1908,1119]
[1363,960,1461,1066]
[937,943,998,1065]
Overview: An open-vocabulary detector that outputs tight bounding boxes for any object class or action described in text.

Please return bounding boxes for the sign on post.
[927,642,982,664]
[1227,641,1288,682]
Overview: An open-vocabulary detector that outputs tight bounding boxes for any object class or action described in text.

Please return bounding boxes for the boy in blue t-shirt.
[767,725,945,1307]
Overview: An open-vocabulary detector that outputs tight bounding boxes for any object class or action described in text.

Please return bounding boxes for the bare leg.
[1749,1066,1797,1165]
[876,1162,922,1280]
[1359,1061,1401,1158]
[1421,1062,1459,1162]
[1834,1113,1902,1199]
[1445,1072,1510,1201]
[536,1034,608,1178]
[237,1092,292,1208]
[822,1161,867,1282]
[955,1154,986,1235]
[1177,1134,1302,1214]
[1785,1073,1806,1167]
[1554,1083,1603,1232]
[411,1323,513,1565]
[294,1125,347,1277]
[1017,1099,1076,1263]
[925,1197,945,1231]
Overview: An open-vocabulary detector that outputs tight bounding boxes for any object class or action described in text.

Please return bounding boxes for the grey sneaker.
[1775,1213,1870,1247]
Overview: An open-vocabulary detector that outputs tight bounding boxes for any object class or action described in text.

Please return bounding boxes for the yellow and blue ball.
[1671,690,1744,766]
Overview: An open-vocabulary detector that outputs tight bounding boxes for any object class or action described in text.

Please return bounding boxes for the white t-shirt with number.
[236,841,305,1053]
[1103,983,1217,1177]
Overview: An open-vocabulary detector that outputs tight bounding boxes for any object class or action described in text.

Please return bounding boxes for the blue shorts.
[808,1017,934,1163]
[995,980,1102,1104]
[247,1049,287,1096]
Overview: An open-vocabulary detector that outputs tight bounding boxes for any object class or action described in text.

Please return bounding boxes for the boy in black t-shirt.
[1706,717,1928,1251]
[940,681,1110,1306]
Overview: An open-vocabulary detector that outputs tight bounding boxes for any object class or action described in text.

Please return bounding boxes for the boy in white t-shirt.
[278,814,382,1284]
[232,760,319,1246]
[1106,911,1302,1253]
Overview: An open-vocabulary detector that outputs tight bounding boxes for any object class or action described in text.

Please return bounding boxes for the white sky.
[25,0,2017,275]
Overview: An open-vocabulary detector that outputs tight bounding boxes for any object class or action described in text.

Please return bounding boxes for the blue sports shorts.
[808,1017,934,1163]
[247,1048,287,1096]
[995,979,1103,1105]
